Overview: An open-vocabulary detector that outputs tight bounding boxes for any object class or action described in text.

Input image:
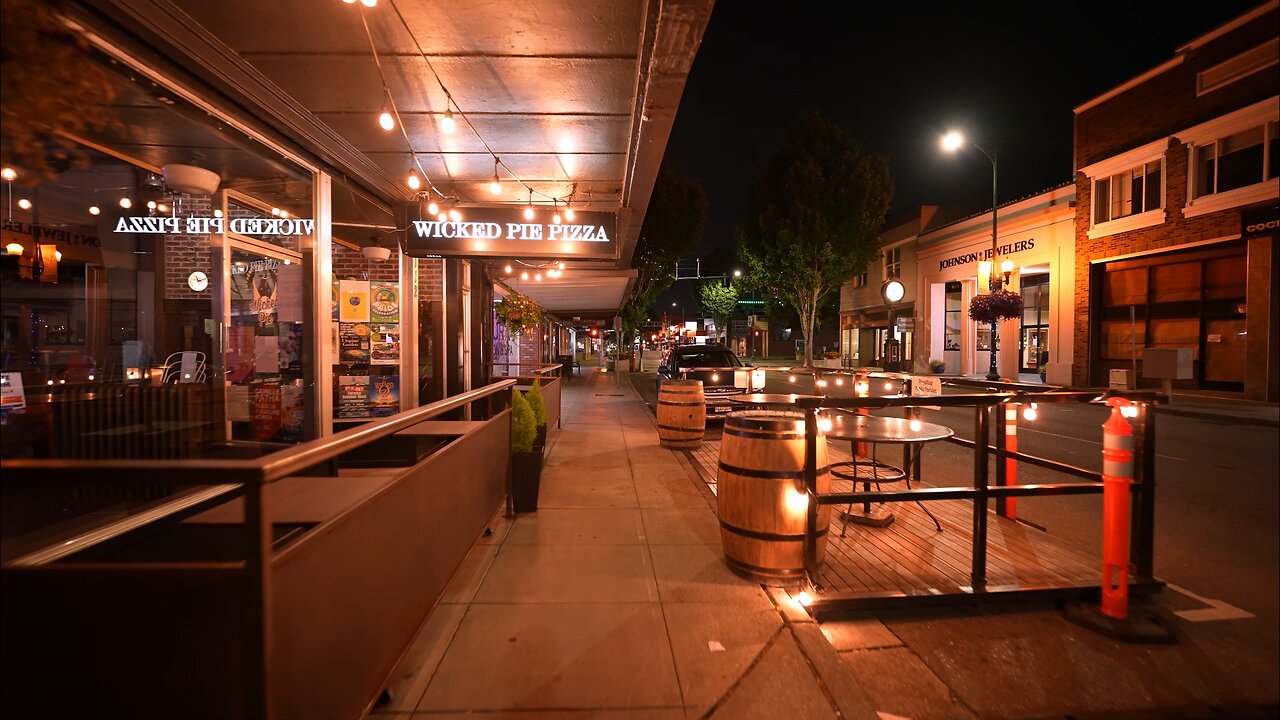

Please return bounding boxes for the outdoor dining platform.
[684,427,1147,618]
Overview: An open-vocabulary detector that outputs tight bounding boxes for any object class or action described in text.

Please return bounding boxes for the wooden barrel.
[717,411,830,584]
[657,379,706,449]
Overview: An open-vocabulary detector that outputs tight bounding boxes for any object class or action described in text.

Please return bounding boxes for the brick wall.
[332,245,399,282]
[417,258,443,302]
[163,196,213,300]
[516,321,547,365]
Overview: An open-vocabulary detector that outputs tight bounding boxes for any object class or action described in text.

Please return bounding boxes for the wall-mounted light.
[5,242,23,255]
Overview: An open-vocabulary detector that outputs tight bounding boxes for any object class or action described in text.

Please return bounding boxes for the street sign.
[911,374,941,411]
[896,316,915,332]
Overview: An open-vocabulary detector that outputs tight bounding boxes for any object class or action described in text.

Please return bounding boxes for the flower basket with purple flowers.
[967,289,1024,324]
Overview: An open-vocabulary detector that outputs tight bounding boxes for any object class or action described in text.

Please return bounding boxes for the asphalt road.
[630,364,1279,672]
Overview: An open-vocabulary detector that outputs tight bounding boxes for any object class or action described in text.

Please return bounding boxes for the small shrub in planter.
[510,390,542,513]
[527,378,548,449]
[929,359,946,374]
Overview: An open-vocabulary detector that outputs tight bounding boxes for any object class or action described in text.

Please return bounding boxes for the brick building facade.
[1072,1,1278,399]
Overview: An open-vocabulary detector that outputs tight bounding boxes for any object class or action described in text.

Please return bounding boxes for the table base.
[838,504,895,528]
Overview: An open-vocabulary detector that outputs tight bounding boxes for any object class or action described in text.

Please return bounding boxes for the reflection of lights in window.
[17,198,32,210]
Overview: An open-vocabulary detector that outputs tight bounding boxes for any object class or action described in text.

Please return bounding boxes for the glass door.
[1019,274,1050,373]
[225,241,305,445]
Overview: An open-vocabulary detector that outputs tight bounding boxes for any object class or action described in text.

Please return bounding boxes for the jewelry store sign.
[399,205,618,259]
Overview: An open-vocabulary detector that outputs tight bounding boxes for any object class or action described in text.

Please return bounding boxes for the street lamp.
[941,130,1001,380]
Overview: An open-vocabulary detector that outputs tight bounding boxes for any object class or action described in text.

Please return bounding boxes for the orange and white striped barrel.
[854,372,870,458]
[1100,397,1134,620]
[1004,405,1019,519]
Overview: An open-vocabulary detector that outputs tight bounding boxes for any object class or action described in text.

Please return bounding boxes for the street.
[628,356,1280,686]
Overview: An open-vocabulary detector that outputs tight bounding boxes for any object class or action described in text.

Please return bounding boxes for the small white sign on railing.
[911,375,942,411]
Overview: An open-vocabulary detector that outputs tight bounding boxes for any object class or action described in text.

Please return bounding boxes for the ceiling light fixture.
[489,157,501,195]
[407,168,421,190]
[5,242,22,255]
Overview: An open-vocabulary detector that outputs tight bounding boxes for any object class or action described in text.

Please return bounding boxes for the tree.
[737,113,892,367]
[620,164,707,353]
[697,281,739,343]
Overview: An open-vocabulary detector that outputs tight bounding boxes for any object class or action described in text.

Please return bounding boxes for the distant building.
[1072,0,1278,399]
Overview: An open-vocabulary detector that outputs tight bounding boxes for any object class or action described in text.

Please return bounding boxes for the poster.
[226,325,257,382]
[371,324,400,365]
[337,375,371,418]
[227,384,251,422]
[339,322,371,365]
[1,372,26,415]
[370,282,400,323]
[279,323,303,373]
[280,383,305,442]
[367,375,400,417]
[255,333,280,375]
[251,382,282,441]
[331,280,339,320]
[276,261,303,323]
[339,279,370,322]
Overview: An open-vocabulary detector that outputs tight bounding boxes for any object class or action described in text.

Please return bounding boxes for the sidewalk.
[371,368,1277,720]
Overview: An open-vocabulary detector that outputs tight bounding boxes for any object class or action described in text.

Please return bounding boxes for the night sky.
[655,0,1263,314]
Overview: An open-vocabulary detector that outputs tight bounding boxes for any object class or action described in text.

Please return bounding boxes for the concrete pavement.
[372,366,1277,719]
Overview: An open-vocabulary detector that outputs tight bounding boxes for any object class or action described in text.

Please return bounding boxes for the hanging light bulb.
[213,209,223,218]
[448,209,461,221]
[564,203,575,221]
[552,200,561,225]
[407,169,421,191]
[378,104,395,131]
[359,0,377,6]
[558,262,565,270]
[524,190,535,220]
[157,203,169,213]
[17,198,32,210]
[120,198,132,209]
[504,264,513,274]
[535,272,542,281]
[520,271,529,280]
[441,105,456,134]
[271,207,281,216]
[1,167,15,181]
[427,198,439,215]
[437,212,448,222]
[489,157,501,195]
[279,210,288,218]
[89,205,101,216]
[147,200,157,210]
[54,250,62,261]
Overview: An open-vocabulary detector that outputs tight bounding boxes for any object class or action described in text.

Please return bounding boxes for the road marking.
[1167,583,1256,622]
[1014,427,1185,462]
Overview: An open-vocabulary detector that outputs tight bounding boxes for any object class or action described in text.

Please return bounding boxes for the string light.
[1022,403,1038,422]
[437,212,447,222]
[213,209,223,218]
[489,157,501,195]
[407,169,421,190]
[427,199,439,215]
[360,0,377,7]
[449,208,461,221]
[1,167,15,181]
[147,200,157,210]
[504,264,513,274]
[441,105,456,134]
[119,198,132,209]
[524,189,535,220]
[17,198,32,210]
[271,207,281,216]
[552,200,561,225]
[520,271,529,280]
[378,103,395,131]
[89,205,100,216]
[157,203,169,213]
[535,272,542,281]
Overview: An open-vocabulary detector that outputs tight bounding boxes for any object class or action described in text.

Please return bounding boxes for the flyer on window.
[280,383,305,442]
[251,382,282,441]
[367,375,400,417]
[337,375,371,418]
[339,322,371,365]
[371,324,400,365]
[339,279,370,322]
[370,282,400,323]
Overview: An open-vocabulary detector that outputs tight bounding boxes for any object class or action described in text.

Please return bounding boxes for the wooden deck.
[685,432,1118,615]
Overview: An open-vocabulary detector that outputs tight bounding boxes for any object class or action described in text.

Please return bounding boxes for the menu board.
[337,375,371,418]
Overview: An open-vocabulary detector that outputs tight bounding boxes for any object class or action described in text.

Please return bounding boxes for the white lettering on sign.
[411,220,609,243]
[911,375,942,397]
[112,216,314,235]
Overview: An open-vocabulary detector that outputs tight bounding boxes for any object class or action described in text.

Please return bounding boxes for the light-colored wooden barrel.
[657,379,706,449]
[717,411,830,584]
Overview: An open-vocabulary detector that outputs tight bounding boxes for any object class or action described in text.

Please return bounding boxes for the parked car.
[656,343,764,417]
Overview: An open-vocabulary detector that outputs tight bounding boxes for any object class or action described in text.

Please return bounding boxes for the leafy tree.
[620,164,707,350]
[737,113,892,366]
[697,281,739,343]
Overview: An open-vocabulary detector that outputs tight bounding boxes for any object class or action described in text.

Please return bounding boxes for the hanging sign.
[399,204,618,259]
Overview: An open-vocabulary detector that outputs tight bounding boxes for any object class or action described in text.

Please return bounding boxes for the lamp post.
[942,130,1001,380]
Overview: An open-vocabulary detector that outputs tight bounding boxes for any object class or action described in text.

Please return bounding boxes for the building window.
[1093,160,1162,224]
[884,247,901,279]
[852,271,868,289]
[1191,121,1279,199]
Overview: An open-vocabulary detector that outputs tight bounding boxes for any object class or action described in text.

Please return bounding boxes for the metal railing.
[793,383,1164,595]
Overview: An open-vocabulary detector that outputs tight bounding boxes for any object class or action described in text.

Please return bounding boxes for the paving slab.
[439,542,499,605]
[649,542,772,607]
[641,506,723,546]
[504,508,647,545]
[417,603,682,711]
[819,613,903,651]
[703,631,838,720]
[413,710,685,719]
[840,647,978,720]
[537,472,640,508]
[372,602,468,713]
[474,544,659,604]
[661,604,782,708]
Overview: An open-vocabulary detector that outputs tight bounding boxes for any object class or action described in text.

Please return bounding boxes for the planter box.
[512,450,543,513]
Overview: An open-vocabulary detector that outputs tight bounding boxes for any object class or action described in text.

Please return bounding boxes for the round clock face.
[188,271,209,292]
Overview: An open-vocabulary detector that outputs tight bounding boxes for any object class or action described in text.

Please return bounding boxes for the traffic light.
[754,330,760,336]
[590,328,598,337]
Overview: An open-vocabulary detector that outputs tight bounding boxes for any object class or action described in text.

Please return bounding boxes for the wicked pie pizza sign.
[399,204,618,260]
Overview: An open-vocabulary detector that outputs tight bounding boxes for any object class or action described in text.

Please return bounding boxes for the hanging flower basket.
[496,290,545,339]
[967,289,1023,324]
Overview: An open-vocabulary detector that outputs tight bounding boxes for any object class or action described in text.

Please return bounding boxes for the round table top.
[823,413,954,443]
[727,393,823,407]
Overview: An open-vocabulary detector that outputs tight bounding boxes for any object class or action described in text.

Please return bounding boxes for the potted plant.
[510,389,542,513]
[929,358,946,374]
[526,377,548,450]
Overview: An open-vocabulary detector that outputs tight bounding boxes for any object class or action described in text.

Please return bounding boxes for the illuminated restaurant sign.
[112,216,315,235]
[399,204,618,259]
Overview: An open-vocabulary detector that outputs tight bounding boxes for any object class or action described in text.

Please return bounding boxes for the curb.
[1156,407,1280,428]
